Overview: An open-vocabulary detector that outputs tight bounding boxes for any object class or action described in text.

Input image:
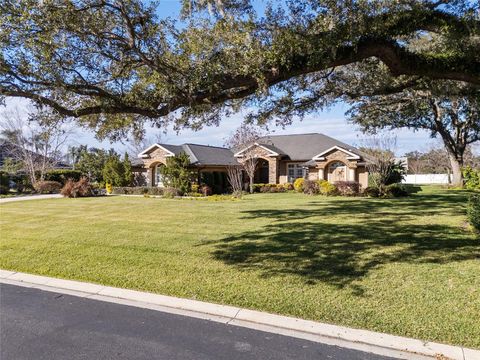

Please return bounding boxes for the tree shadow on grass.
[208,191,479,293]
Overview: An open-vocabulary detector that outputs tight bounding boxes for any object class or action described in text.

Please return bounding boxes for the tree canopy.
[1,0,479,139]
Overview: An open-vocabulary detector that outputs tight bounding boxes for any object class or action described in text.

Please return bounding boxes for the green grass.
[1,186,479,348]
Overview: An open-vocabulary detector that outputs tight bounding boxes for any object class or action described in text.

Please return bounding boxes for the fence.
[402,174,450,185]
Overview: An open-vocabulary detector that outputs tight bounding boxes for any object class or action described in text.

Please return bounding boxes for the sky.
[1,97,438,157]
[0,0,454,157]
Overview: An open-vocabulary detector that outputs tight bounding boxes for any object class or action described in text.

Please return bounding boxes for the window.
[287,163,304,183]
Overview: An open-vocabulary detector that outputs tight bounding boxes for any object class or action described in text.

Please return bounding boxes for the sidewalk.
[1,270,478,360]
[0,194,62,203]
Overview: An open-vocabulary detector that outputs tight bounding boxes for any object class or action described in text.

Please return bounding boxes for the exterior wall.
[278,161,288,184]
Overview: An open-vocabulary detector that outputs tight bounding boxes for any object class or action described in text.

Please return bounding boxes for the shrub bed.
[318,180,338,196]
[61,178,94,198]
[111,186,164,196]
[335,181,360,196]
[33,180,62,194]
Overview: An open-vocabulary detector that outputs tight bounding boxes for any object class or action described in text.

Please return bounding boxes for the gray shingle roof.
[143,133,364,166]
[256,133,363,161]
[183,144,239,166]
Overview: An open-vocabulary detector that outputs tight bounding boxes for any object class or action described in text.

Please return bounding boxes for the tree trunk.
[249,176,254,194]
[448,152,464,187]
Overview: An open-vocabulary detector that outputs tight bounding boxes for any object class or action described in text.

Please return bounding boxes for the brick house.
[135,133,369,191]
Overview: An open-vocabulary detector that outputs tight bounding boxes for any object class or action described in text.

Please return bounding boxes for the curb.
[0,270,477,360]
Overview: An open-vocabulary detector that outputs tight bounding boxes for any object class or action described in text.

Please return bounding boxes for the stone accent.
[237,145,280,184]
[140,146,173,186]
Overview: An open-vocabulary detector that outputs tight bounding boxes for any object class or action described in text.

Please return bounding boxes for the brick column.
[146,167,153,186]
[268,158,279,184]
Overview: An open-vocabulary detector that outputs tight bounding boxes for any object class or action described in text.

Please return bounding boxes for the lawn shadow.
[208,191,479,293]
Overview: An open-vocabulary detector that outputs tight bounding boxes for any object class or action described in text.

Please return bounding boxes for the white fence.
[402,174,451,185]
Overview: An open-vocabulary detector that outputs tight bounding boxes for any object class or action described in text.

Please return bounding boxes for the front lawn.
[1,187,479,348]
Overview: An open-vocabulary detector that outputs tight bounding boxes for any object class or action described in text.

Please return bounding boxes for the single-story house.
[135,133,369,191]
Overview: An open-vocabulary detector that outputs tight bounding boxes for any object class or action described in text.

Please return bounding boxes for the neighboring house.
[136,133,370,191]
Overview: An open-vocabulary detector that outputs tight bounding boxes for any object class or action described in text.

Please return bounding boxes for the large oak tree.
[1,0,479,140]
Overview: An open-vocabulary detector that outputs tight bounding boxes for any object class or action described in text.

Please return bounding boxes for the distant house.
[135,133,369,191]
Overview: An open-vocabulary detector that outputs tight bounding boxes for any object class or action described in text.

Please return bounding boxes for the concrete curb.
[0,270,477,360]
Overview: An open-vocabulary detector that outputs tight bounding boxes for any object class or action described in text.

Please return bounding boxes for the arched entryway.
[151,163,165,187]
[254,158,270,183]
[327,161,347,182]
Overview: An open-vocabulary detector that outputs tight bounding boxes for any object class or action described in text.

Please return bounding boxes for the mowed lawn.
[1,187,479,348]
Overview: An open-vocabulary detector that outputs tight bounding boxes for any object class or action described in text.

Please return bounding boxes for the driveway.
[0,283,396,360]
[0,194,62,203]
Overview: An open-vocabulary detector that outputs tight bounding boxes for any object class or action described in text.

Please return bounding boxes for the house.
[136,133,369,191]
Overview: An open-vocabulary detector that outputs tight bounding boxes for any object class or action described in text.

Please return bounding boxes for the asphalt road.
[0,283,396,360]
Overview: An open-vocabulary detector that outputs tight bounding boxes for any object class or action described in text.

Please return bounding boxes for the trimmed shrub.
[303,179,319,195]
[163,187,180,199]
[45,169,82,185]
[283,183,294,191]
[317,180,338,196]
[200,185,212,196]
[34,180,62,194]
[105,183,113,194]
[61,177,93,198]
[0,171,9,187]
[191,184,200,193]
[463,167,480,191]
[467,194,480,232]
[335,181,360,196]
[363,186,380,197]
[0,185,9,195]
[293,178,304,192]
[385,183,409,197]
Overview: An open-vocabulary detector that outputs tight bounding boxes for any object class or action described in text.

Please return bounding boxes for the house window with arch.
[154,164,164,187]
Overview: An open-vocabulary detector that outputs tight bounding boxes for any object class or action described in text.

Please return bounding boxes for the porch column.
[348,167,356,181]
[268,158,279,184]
[318,168,324,181]
[146,167,153,186]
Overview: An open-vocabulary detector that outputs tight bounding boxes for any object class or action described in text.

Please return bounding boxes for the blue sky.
[1,1,447,156]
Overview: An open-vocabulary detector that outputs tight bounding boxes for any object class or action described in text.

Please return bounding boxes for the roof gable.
[138,143,176,158]
[233,142,280,157]
[312,146,361,160]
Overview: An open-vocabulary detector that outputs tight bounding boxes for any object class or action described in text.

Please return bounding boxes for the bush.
[293,178,304,192]
[467,194,480,232]
[463,167,480,190]
[191,184,199,193]
[34,180,62,194]
[385,184,409,197]
[105,183,113,194]
[317,180,338,196]
[111,187,164,196]
[0,185,9,195]
[163,187,180,198]
[303,180,319,195]
[200,185,212,196]
[0,171,9,187]
[45,169,82,185]
[363,186,380,197]
[335,181,360,196]
[283,183,294,191]
[61,177,93,198]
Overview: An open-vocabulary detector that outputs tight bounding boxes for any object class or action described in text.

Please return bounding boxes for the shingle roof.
[141,133,364,166]
[183,144,239,166]
[256,133,363,161]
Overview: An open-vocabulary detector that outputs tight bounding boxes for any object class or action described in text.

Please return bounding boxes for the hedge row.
[112,186,164,196]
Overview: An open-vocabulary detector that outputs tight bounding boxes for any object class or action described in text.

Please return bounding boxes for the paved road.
[0,194,62,203]
[0,284,396,360]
